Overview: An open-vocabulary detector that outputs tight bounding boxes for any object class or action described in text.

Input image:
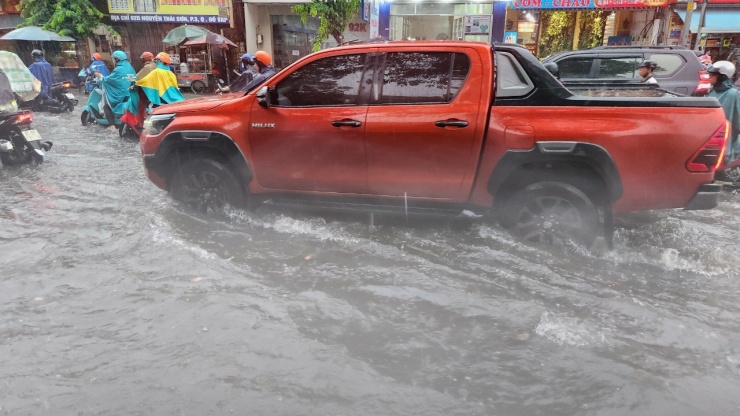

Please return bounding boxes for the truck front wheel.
[170,158,247,216]
[500,181,599,247]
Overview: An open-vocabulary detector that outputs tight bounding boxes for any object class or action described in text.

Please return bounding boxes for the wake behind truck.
[139,41,729,247]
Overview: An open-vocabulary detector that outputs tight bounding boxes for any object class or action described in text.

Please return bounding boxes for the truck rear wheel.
[170,158,247,216]
[500,181,599,247]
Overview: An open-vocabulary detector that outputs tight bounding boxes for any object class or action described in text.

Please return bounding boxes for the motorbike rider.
[638,59,658,84]
[224,53,257,92]
[27,49,55,101]
[238,50,276,93]
[93,50,136,123]
[136,51,157,81]
[708,61,740,183]
[121,52,184,135]
[89,52,110,77]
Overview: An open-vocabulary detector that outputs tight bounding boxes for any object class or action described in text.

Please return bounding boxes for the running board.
[259,196,480,219]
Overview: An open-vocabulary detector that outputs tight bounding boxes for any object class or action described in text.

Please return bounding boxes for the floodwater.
[1,109,739,416]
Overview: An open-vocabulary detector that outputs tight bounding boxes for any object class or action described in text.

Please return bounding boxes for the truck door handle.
[435,119,468,128]
[331,119,362,128]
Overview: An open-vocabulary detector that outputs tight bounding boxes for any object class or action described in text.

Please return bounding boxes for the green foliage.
[577,11,610,49]
[19,0,116,39]
[292,0,361,51]
[538,11,575,58]
[538,10,609,58]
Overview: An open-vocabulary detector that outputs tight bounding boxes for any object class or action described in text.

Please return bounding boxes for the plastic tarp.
[0,51,41,101]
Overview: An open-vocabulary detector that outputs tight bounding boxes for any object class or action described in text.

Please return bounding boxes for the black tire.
[0,130,33,166]
[170,158,247,216]
[118,122,139,140]
[500,181,599,247]
[191,80,206,94]
[81,110,93,126]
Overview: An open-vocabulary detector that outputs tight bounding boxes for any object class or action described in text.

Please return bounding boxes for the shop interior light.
[525,12,536,22]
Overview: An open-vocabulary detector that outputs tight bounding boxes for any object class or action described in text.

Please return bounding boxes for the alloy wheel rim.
[514,195,584,244]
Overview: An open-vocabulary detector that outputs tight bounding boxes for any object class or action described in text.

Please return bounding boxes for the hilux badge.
[252,123,276,128]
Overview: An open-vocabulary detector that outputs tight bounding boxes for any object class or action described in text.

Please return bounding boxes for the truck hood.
[154,93,244,114]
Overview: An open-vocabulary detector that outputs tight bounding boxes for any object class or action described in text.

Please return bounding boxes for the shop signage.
[107,0,229,24]
[504,31,518,43]
[370,0,379,38]
[512,0,674,8]
[465,15,492,35]
[517,21,536,32]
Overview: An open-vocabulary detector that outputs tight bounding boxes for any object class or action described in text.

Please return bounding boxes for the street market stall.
[162,25,237,94]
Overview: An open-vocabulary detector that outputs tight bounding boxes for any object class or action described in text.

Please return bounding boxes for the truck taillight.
[686,122,728,172]
[694,70,711,95]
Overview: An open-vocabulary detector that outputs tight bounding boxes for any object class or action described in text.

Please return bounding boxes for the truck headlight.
[143,113,176,136]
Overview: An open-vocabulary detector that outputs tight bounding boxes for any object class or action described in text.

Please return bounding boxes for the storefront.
[674,0,740,67]
[387,1,494,43]
[510,0,678,58]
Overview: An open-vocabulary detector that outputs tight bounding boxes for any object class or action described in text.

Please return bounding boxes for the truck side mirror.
[257,86,271,108]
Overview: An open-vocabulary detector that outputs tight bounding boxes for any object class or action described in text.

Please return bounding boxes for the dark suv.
[542,46,710,96]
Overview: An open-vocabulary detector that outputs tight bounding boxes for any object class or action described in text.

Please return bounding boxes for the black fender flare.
[146,130,253,188]
[487,142,623,204]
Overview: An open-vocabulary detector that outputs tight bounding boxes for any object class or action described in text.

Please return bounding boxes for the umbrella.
[183,31,237,49]
[0,26,75,42]
[162,24,210,45]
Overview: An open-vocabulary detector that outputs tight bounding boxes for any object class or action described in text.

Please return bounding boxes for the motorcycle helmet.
[154,52,171,66]
[707,61,736,78]
[241,53,254,65]
[254,51,272,66]
[140,51,154,61]
[112,50,128,63]
[32,49,43,59]
[638,59,657,70]
[93,52,103,61]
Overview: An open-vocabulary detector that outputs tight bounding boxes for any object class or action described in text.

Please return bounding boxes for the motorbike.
[80,79,124,128]
[17,81,77,113]
[0,110,52,168]
[78,68,95,95]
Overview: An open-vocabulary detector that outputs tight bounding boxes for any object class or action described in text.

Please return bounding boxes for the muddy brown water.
[1,109,739,415]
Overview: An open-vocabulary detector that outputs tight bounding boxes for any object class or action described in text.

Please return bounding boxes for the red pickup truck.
[139,42,728,247]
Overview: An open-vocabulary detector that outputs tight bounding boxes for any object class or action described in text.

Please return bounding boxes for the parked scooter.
[0,110,52,168]
[17,81,77,113]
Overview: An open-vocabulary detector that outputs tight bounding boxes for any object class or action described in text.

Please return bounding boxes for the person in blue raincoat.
[89,52,110,77]
[708,61,740,184]
[93,50,136,121]
[27,49,55,100]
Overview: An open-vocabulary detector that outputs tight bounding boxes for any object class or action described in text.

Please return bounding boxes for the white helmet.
[707,61,735,78]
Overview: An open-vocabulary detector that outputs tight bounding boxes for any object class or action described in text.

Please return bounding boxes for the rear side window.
[495,51,534,98]
[558,58,594,78]
[649,54,684,76]
[599,57,639,78]
[274,53,367,107]
[377,52,470,104]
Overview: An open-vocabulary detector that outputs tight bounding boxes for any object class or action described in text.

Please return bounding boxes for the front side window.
[558,58,594,78]
[274,54,367,107]
[378,52,470,104]
[599,57,640,78]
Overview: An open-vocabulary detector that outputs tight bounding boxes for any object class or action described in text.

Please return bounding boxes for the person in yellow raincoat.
[121,52,184,137]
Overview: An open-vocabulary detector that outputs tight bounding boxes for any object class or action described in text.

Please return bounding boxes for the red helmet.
[93,52,103,61]
[154,52,171,66]
[254,50,272,66]
[140,51,154,61]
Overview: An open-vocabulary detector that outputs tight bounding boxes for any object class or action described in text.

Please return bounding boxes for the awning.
[675,8,740,33]
[0,14,23,30]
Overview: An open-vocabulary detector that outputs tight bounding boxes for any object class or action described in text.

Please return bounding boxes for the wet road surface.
[1,109,739,415]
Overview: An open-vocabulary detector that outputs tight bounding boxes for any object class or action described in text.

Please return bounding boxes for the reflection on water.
[1,110,739,415]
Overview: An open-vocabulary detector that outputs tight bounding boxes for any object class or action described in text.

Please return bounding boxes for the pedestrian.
[638,59,658,84]
[707,61,740,183]
[136,51,157,81]
[27,49,55,101]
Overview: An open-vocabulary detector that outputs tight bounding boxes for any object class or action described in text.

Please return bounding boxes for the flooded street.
[1,109,739,415]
